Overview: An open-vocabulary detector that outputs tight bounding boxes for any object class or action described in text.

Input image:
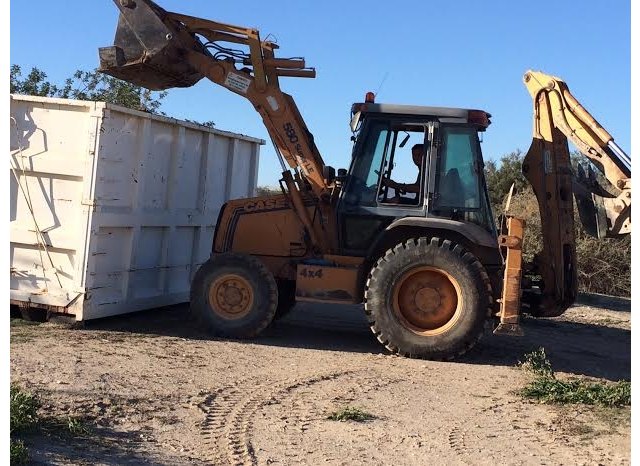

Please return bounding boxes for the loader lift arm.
[98,0,333,251]
[520,70,631,317]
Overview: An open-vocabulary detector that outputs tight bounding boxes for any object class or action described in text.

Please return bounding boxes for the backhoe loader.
[99,0,631,359]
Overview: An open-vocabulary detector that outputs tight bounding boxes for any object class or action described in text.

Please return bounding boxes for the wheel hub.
[414,286,442,313]
[392,266,462,335]
[208,274,254,320]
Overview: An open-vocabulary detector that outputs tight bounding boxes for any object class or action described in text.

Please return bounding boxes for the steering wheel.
[378,171,407,194]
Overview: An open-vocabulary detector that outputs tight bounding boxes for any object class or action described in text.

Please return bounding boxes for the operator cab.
[338,96,496,255]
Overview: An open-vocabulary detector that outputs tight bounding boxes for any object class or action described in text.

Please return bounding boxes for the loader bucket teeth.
[99,0,207,90]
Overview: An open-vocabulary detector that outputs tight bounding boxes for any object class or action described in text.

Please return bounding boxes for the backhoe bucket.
[573,164,608,239]
[98,0,207,90]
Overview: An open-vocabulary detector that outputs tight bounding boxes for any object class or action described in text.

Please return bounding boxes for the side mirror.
[323,165,336,184]
[350,111,362,133]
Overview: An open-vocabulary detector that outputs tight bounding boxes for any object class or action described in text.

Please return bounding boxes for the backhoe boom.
[520,70,631,317]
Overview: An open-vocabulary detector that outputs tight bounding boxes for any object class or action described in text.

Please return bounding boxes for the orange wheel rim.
[208,274,254,320]
[392,266,462,335]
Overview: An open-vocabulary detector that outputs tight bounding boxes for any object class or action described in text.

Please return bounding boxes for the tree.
[184,119,216,128]
[10,64,167,114]
[255,186,281,197]
[484,148,612,208]
[10,65,58,97]
[484,150,526,209]
[61,70,168,114]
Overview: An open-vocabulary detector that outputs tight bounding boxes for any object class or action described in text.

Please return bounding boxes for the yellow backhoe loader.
[99,0,631,359]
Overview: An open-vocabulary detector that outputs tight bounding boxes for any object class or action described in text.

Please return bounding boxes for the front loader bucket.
[99,0,208,90]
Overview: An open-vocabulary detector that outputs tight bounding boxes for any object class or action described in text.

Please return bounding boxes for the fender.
[367,216,501,266]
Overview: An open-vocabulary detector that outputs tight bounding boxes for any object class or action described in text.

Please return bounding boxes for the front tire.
[190,253,278,338]
[364,237,492,360]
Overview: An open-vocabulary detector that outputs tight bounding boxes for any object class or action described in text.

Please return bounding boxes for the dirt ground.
[10,300,630,465]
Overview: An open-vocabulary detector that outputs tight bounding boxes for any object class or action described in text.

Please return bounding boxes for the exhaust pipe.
[99,0,209,90]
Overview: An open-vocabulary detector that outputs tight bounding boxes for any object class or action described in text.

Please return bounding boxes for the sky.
[9,0,631,187]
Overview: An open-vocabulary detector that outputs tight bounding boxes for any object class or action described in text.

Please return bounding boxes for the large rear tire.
[190,253,278,338]
[364,237,492,360]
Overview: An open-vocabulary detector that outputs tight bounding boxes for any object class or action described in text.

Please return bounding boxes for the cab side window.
[378,130,427,207]
[435,128,480,209]
[432,126,492,229]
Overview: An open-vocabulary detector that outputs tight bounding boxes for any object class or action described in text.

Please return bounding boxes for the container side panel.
[10,100,90,177]
[90,227,132,274]
[208,135,231,210]
[249,144,260,197]
[10,173,84,250]
[87,270,125,307]
[171,129,203,210]
[129,226,165,298]
[10,98,92,309]
[92,112,141,212]
[168,227,196,266]
[10,171,18,221]
[194,226,216,266]
[87,226,131,306]
[140,120,174,211]
[135,226,165,269]
[167,227,195,293]
[228,139,254,200]
[10,243,78,301]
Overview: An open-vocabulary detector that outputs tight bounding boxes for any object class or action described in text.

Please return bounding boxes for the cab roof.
[351,102,491,128]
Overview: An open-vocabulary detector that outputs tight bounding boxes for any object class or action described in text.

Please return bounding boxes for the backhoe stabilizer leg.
[494,217,525,337]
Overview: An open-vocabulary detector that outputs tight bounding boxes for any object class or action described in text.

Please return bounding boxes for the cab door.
[337,117,432,255]
[429,124,496,233]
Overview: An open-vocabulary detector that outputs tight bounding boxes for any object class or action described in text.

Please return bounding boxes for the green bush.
[10,439,28,464]
[522,377,631,407]
[10,385,39,465]
[10,385,39,434]
[518,347,554,378]
[327,406,376,422]
[519,348,630,407]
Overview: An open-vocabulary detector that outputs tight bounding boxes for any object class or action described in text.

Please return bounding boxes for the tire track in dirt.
[197,368,404,465]
[447,400,587,465]
[250,369,404,464]
[198,371,354,465]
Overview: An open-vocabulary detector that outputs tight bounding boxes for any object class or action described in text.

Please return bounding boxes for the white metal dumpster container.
[9,94,264,320]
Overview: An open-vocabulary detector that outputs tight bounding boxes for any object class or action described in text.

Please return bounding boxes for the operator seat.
[439,168,465,207]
